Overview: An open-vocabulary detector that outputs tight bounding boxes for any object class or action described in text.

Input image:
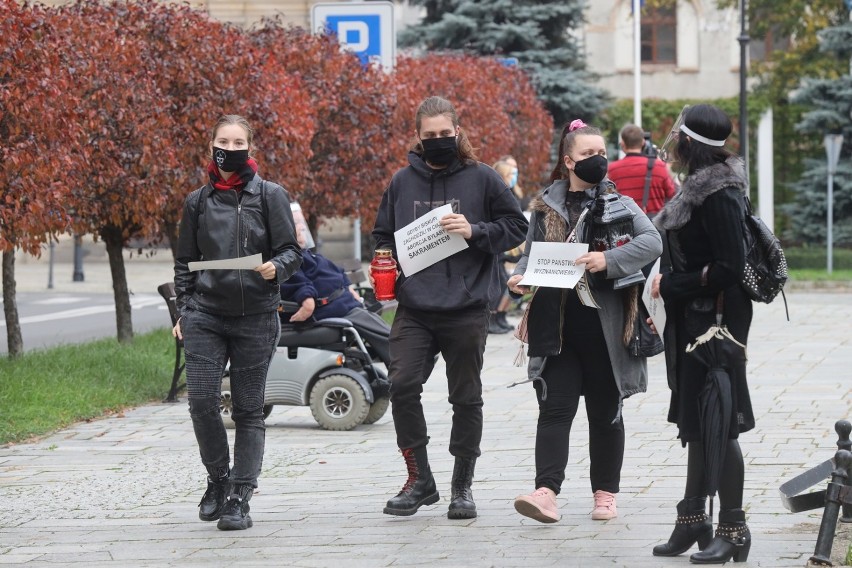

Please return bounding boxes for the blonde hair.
[210,114,254,152]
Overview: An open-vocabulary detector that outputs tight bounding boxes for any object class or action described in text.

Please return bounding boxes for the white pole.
[827,171,834,274]
[757,108,774,231]
[633,0,642,127]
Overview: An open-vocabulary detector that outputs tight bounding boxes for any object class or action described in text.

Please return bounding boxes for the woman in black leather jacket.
[172,115,302,531]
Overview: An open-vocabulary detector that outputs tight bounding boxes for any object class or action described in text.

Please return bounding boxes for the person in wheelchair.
[280,225,391,366]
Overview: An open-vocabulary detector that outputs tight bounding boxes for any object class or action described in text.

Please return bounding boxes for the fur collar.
[654,157,747,231]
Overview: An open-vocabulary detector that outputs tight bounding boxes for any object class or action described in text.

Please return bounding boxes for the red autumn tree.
[46,0,173,344]
[0,0,76,357]
[250,23,400,234]
[392,53,553,188]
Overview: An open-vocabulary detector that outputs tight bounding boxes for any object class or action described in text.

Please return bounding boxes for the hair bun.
[569,119,587,132]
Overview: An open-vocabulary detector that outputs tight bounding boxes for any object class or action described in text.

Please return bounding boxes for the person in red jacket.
[607,124,676,217]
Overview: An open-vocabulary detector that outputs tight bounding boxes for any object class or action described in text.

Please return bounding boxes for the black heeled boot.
[217,484,254,531]
[652,497,713,556]
[447,457,477,519]
[383,446,439,516]
[690,508,751,564]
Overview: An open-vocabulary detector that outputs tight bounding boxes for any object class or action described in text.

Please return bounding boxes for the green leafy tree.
[787,16,852,246]
[715,0,851,234]
[399,0,609,126]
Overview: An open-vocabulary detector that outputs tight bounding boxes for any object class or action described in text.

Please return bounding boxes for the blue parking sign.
[311,2,396,72]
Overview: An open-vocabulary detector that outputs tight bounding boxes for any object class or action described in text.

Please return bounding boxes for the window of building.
[641,6,677,64]
[750,28,791,62]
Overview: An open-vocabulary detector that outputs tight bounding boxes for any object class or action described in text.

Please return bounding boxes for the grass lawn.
[0,328,174,445]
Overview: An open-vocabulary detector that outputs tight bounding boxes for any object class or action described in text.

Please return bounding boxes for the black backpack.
[741,195,788,313]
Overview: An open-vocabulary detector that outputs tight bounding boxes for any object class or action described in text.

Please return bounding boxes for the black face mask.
[421,136,458,167]
[213,147,249,172]
[571,154,608,185]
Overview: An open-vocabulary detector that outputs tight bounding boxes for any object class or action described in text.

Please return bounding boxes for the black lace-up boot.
[652,497,713,556]
[447,456,477,519]
[689,508,751,564]
[217,484,254,531]
[198,466,230,521]
[383,446,439,516]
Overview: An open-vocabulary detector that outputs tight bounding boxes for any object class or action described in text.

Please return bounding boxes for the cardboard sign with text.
[519,242,588,288]
[394,204,469,276]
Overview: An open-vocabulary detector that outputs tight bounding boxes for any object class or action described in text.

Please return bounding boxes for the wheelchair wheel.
[362,396,389,425]
[309,374,369,431]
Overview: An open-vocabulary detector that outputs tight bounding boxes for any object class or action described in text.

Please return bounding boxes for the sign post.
[824,133,844,274]
[311,2,396,72]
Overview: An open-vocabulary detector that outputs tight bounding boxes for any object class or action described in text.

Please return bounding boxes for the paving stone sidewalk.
[1,290,851,567]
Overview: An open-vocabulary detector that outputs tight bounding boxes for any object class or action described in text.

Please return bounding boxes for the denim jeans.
[388,304,488,458]
[182,308,280,488]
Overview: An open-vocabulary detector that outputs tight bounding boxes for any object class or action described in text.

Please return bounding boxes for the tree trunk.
[2,249,24,358]
[164,217,179,261]
[103,228,133,344]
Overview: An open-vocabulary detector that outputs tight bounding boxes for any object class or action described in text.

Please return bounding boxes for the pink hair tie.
[568,119,587,132]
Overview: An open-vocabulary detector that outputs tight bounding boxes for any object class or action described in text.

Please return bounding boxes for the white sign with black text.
[642,258,666,339]
[519,242,588,289]
[394,203,469,277]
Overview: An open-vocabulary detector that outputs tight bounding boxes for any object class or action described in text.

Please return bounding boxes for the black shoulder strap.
[642,156,655,212]
[194,185,209,228]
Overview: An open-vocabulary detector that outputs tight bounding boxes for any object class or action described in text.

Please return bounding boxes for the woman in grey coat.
[507,120,662,524]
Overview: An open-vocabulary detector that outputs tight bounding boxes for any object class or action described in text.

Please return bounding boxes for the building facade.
[584,0,742,100]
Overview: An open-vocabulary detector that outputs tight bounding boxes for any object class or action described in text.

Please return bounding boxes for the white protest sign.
[394,203,469,276]
[642,257,666,339]
[519,242,588,288]
[188,253,263,272]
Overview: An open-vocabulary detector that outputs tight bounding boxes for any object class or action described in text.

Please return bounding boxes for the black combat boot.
[652,497,713,556]
[198,469,230,521]
[217,484,254,531]
[447,456,477,519]
[383,446,439,516]
[689,508,751,564]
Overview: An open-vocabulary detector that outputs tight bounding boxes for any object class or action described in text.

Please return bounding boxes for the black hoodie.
[372,152,528,311]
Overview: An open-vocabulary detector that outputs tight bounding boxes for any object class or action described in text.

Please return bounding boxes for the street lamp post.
[738,0,750,179]
[824,133,844,274]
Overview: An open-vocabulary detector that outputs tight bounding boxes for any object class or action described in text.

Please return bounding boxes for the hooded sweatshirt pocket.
[397,271,476,311]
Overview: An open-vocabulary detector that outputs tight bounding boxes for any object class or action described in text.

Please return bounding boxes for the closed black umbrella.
[686,322,746,516]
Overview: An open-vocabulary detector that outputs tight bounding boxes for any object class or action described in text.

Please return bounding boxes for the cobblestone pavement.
[1,277,851,567]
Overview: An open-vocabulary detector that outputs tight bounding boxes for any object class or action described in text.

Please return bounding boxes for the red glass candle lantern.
[370,249,398,301]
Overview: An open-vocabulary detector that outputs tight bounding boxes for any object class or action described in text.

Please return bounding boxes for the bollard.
[809,449,852,566]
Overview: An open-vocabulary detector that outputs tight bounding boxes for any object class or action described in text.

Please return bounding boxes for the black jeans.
[388,304,489,458]
[533,291,625,495]
[182,309,280,488]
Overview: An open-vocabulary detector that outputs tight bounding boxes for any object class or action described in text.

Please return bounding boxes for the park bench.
[156,282,185,402]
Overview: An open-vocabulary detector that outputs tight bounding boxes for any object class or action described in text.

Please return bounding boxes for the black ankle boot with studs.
[689,508,751,564]
[652,497,713,556]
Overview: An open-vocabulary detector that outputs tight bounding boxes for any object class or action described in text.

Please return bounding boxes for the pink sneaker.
[514,487,560,523]
[591,490,617,520]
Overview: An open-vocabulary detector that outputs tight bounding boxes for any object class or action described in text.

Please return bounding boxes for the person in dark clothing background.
[608,123,676,217]
[173,114,302,531]
[372,96,528,520]
[649,104,754,564]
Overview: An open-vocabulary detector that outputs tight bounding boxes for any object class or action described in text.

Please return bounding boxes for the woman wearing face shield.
[649,104,754,564]
[506,119,662,524]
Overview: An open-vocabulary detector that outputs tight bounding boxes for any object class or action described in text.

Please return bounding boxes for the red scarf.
[207,158,258,191]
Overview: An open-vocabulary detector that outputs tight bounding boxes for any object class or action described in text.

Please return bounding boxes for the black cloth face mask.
[571,154,608,185]
[421,136,458,167]
[213,147,249,172]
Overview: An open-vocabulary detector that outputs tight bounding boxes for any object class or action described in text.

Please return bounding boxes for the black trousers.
[533,291,625,495]
[388,304,489,458]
